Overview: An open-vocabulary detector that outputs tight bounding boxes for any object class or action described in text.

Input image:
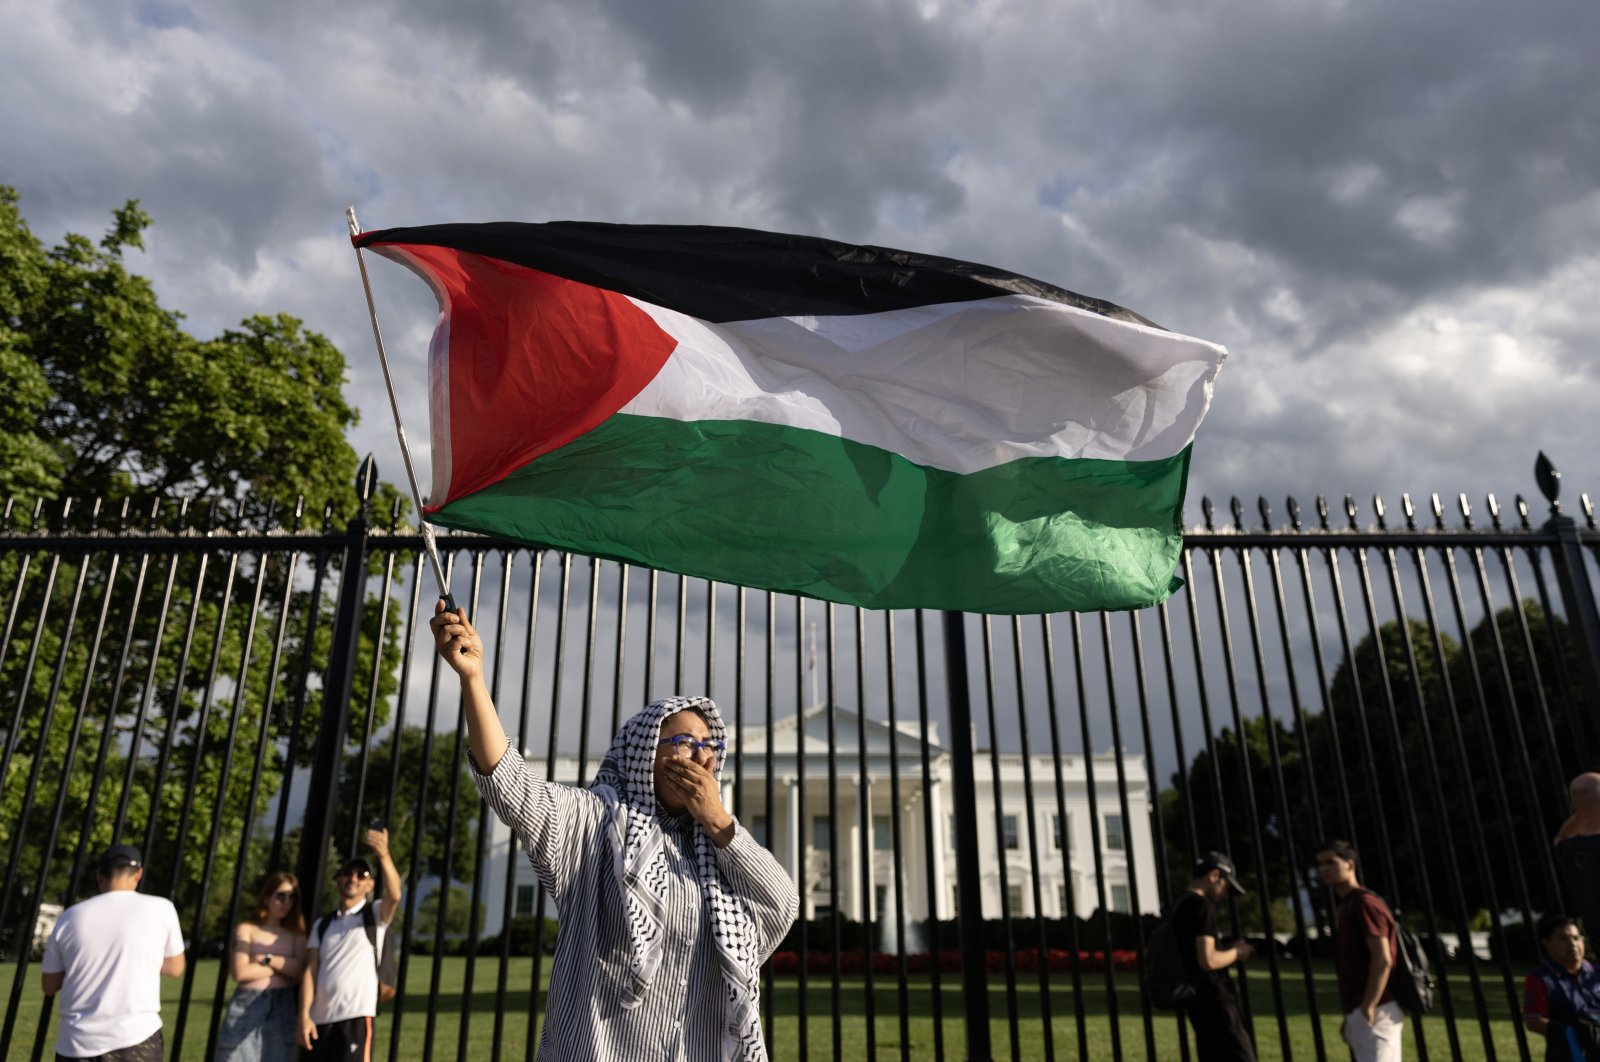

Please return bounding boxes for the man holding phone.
[298,825,401,1058]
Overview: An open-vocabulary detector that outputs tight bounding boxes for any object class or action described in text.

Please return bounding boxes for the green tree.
[1159,599,1582,935]
[332,726,481,886]
[0,187,409,956]
[412,884,472,941]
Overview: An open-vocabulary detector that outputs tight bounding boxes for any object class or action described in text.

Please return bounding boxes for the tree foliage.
[0,188,414,954]
[0,186,362,513]
[1160,595,1585,932]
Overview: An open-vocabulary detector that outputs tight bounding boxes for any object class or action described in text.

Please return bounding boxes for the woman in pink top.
[214,872,308,1062]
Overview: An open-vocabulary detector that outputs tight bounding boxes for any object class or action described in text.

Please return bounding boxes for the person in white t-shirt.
[40,844,186,1062]
[297,828,401,1060]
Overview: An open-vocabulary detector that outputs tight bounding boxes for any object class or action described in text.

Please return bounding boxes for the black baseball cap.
[98,844,143,875]
[337,857,374,877]
[1195,851,1246,896]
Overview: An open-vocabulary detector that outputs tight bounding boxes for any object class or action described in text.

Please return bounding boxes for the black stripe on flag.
[356,221,1159,327]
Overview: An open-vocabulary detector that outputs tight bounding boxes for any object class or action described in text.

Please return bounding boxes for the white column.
[845,780,862,920]
[927,776,948,920]
[785,778,801,887]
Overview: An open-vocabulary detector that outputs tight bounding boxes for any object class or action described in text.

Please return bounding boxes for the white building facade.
[477,703,1160,938]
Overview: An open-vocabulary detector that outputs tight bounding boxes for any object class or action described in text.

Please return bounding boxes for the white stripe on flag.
[623,294,1226,475]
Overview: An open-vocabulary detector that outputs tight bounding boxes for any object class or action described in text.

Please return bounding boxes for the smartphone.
[369,817,387,831]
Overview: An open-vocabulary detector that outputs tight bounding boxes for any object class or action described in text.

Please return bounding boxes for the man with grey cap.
[40,844,186,1062]
[1172,850,1257,1061]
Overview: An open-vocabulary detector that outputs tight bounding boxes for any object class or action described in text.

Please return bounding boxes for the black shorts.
[58,1029,163,1062]
[305,1016,373,1062]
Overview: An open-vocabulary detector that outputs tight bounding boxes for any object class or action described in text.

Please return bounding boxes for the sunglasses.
[270,890,297,902]
[337,868,374,880]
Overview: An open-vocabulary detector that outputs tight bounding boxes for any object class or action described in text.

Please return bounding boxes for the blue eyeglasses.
[657,735,726,758]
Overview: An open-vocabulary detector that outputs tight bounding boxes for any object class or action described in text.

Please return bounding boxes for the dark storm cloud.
[1,0,1596,512]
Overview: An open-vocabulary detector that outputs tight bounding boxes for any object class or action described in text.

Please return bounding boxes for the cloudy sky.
[4,0,1598,526]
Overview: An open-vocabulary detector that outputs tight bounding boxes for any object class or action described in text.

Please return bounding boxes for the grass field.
[2,956,1533,1060]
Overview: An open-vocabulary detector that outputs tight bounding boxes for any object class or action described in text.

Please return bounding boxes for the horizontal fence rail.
[0,476,1596,1061]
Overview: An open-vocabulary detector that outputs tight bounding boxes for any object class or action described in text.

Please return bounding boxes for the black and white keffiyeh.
[589,696,767,1062]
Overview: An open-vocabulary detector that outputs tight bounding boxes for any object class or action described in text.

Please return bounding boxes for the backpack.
[1145,915,1197,1010]
[1361,891,1435,1015]
[317,903,399,1005]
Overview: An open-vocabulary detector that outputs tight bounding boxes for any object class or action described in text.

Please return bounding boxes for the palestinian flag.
[354,223,1226,614]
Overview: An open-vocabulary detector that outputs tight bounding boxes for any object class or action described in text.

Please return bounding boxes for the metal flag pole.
[346,206,457,614]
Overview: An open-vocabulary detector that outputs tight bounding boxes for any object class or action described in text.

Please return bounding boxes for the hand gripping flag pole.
[345,207,460,623]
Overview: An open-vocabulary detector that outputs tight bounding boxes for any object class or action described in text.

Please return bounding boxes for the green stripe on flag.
[430,414,1190,614]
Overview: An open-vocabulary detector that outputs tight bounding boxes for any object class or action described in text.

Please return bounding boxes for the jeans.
[214,986,297,1062]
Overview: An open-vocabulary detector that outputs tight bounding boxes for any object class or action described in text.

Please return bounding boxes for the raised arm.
[366,827,403,925]
[430,601,508,771]
[433,599,603,899]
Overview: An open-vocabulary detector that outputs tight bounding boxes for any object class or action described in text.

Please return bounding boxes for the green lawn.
[1,957,1533,1060]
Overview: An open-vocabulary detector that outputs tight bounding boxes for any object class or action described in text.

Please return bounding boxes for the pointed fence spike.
[1401,493,1416,531]
[1286,496,1302,531]
[356,454,379,511]
[1229,495,1244,531]
[1535,451,1561,511]
[1515,494,1530,530]
[1201,496,1216,532]
[1583,493,1595,529]
[1372,495,1387,531]
[1258,496,1273,530]
[1316,495,1330,530]
[1344,494,1358,531]
[1486,493,1502,530]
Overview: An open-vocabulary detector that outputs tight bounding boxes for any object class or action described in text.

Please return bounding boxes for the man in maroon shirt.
[1316,839,1403,1061]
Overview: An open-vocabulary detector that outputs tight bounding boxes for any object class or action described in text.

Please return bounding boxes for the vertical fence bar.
[268,522,333,873]
[824,602,841,1062]
[1039,613,1088,1060]
[11,505,119,1062]
[1009,617,1053,1062]
[760,592,777,1050]
[853,608,878,1060]
[979,617,1020,1062]
[1097,611,1157,1062]
[795,597,809,1062]
[389,551,451,1062]
[490,549,542,1062]
[914,611,947,1062]
[526,552,573,1058]
[1204,535,1291,1060]
[456,551,503,1060]
[943,610,993,1062]
[296,468,376,915]
[885,611,912,1062]
[1544,501,1600,720]
[1231,516,1321,1057]
[427,552,483,1057]
[176,533,275,1062]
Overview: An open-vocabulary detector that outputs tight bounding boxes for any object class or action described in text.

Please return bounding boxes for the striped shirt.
[471,744,798,1061]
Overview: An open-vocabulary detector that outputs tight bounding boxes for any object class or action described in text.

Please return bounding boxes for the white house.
[477,703,1160,940]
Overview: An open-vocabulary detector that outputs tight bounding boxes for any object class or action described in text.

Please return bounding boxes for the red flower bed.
[767,948,1139,975]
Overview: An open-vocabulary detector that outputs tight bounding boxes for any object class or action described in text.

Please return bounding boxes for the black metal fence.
[1,457,1597,1061]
